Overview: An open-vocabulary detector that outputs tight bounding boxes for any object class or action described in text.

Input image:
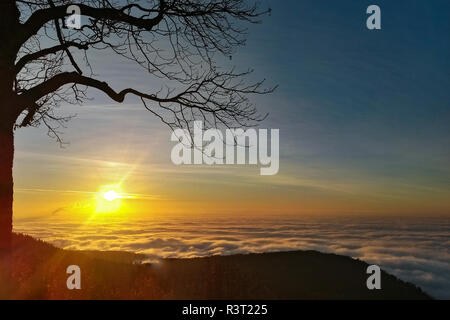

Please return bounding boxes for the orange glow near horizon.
[11,152,450,219]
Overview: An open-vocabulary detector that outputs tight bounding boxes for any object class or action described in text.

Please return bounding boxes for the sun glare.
[95,185,123,214]
[103,190,120,202]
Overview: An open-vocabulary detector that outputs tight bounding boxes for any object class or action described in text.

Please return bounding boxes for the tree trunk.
[0,5,20,293]
[0,119,14,255]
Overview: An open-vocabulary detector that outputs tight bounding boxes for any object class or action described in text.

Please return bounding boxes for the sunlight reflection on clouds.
[14,215,450,299]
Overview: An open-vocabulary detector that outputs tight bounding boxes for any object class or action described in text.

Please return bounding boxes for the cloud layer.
[14,215,450,299]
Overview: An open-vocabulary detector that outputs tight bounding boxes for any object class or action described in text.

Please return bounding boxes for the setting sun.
[103,190,120,202]
[94,185,123,213]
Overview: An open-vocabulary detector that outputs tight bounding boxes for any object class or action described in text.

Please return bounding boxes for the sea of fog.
[14,215,450,299]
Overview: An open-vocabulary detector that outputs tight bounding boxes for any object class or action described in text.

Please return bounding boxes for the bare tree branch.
[20,1,166,44]
[8,0,274,141]
[15,41,88,73]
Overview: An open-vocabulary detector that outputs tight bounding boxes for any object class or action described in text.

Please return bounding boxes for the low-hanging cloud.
[14,215,450,299]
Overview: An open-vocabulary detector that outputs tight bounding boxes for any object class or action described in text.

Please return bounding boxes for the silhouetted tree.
[0,0,274,253]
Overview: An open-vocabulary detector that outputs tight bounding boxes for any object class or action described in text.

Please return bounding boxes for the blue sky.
[241,0,450,203]
[247,0,449,162]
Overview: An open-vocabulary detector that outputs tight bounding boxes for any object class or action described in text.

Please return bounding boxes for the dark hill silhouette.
[0,233,431,299]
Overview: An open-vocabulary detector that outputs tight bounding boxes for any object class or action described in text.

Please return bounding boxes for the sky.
[13,0,450,218]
